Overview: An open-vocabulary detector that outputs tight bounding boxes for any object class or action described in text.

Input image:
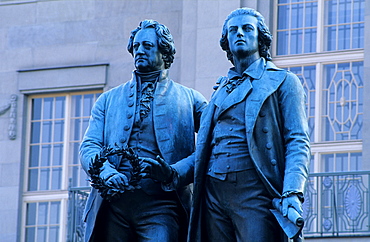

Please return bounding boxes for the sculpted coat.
[80,70,207,241]
[187,60,310,241]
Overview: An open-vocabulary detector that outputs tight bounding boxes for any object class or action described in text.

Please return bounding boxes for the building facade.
[0,0,369,241]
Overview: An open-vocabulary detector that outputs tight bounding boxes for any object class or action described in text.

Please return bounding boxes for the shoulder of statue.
[212,76,228,91]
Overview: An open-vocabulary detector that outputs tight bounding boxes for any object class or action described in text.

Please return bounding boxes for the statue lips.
[235,39,246,45]
[135,56,147,63]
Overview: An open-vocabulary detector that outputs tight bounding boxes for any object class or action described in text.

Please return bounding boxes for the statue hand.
[139,155,174,183]
[105,173,129,190]
[99,161,128,190]
[281,194,303,217]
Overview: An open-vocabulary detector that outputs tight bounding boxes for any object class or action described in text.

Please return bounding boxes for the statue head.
[128,20,176,71]
[220,8,272,64]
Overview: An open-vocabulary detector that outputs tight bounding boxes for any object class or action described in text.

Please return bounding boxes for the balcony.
[67,171,370,241]
[303,171,370,238]
[67,186,90,242]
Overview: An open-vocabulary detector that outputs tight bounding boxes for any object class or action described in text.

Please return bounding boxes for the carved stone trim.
[0,95,17,140]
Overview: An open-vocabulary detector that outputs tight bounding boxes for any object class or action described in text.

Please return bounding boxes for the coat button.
[259,111,266,117]
[128,101,134,107]
[124,125,130,131]
[271,159,277,166]
[262,127,269,133]
[226,165,230,169]
[119,137,127,143]
[266,142,272,149]
[129,92,134,97]
[127,113,133,119]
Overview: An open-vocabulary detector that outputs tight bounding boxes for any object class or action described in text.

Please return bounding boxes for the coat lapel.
[218,77,253,114]
[245,65,287,139]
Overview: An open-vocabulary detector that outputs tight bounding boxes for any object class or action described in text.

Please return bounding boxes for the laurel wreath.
[88,144,142,202]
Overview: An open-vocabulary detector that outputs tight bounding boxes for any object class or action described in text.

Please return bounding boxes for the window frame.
[21,90,101,242]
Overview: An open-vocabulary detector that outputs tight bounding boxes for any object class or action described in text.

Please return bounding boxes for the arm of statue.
[79,94,106,174]
[279,72,310,195]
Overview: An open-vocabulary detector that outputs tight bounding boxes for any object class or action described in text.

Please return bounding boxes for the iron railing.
[303,171,370,237]
[67,186,90,242]
[67,171,370,241]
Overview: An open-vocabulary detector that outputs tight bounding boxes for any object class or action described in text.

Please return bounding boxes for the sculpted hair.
[220,8,273,64]
[127,19,176,69]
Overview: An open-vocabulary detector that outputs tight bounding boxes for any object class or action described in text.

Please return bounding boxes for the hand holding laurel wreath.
[88,145,142,201]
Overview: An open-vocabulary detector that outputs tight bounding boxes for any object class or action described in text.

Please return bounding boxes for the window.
[274,0,364,174]
[22,91,101,242]
[276,0,364,56]
[324,0,365,51]
[276,0,318,55]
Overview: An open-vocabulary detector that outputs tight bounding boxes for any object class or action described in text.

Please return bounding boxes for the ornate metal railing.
[303,171,370,237]
[67,186,90,242]
[67,171,370,240]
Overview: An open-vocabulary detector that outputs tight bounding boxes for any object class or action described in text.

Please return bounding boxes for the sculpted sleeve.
[171,89,208,188]
[279,72,311,194]
[79,93,106,174]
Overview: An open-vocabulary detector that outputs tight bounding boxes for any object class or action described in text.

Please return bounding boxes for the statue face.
[227,14,259,59]
[133,28,164,72]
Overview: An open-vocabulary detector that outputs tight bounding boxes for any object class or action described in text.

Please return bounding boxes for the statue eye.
[229,27,237,33]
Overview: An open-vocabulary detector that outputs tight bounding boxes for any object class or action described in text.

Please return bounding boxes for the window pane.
[278,5,290,29]
[353,0,364,22]
[54,96,65,119]
[42,121,52,143]
[41,145,51,166]
[54,120,64,142]
[83,94,94,116]
[26,203,37,225]
[290,29,302,54]
[291,3,304,28]
[53,144,63,166]
[71,95,82,118]
[72,119,81,141]
[49,227,59,241]
[37,227,47,242]
[28,169,38,191]
[51,168,62,190]
[29,145,40,167]
[305,1,317,27]
[338,0,352,24]
[325,26,337,51]
[40,169,50,190]
[50,202,60,224]
[277,31,289,55]
[25,228,35,242]
[38,202,48,225]
[30,122,41,144]
[32,99,42,120]
[352,23,364,48]
[337,24,351,50]
[43,98,53,120]
[304,28,316,53]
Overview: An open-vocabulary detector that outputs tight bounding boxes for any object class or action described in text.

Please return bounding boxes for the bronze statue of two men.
[80,7,310,242]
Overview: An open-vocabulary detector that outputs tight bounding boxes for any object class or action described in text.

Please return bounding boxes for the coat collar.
[129,69,169,89]
[227,57,266,81]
